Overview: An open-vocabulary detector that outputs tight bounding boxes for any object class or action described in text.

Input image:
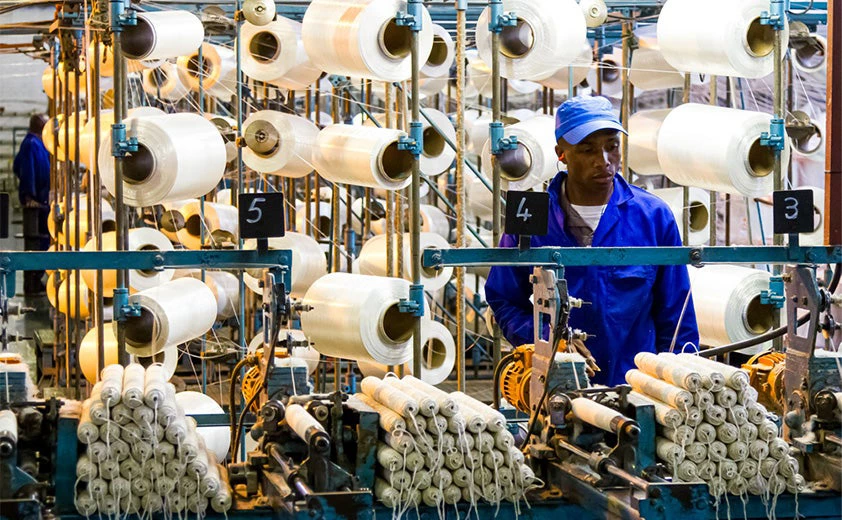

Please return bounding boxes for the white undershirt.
[562,181,607,231]
[570,203,607,231]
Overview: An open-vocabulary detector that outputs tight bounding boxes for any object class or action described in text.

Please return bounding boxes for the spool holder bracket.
[761,117,787,152]
[109,0,136,30]
[111,123,138,157]
[760,0,788,30]
[761,275,787,309]
[488,0,517,33]
[490,122,518,155]
[395,0,423,31]
[397,122,424,157]
[113,287,141,322]
[398,283,426,317]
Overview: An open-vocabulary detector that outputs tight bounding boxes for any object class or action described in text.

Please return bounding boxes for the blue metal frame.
[0,249,290,272]
[423,245,842,268]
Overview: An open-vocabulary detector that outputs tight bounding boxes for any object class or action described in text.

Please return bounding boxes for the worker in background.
[486,96,699,386]
[13,114,50,295]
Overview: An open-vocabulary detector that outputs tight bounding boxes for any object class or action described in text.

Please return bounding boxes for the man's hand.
[566,338,601,377]
[24,199,42,208]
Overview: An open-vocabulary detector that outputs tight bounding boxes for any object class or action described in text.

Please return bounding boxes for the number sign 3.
[772,190,815,235]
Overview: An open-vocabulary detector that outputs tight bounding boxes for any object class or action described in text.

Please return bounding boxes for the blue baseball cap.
[555,95,627,144]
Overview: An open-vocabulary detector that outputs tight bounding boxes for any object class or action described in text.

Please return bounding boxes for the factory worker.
[485,96,699,385]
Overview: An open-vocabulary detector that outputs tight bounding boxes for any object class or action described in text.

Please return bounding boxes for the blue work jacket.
[13,133,51,206]
[485,172,699,385]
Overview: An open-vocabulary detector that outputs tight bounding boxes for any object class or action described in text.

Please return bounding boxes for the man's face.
[555,129,621,189]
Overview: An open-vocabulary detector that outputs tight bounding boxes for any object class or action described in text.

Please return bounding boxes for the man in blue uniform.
[13,114,51,295]
[485,96,699,385]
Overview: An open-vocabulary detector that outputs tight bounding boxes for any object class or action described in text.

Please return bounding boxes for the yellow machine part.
[742,351,786,412]
[499,345,534,414]
[241,348,293,412]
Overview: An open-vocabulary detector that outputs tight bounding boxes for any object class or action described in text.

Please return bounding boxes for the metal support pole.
[709,76,717,246]
[621,21,632,182]
[92,31,105,379]
[409,9,424,378]
[681,73,691,246]
[827,0,842,244]
[110,0,129,364]
[772,4,786,351]
[385,84,395,278]
[455,0,467,392]
[489,2,503,373]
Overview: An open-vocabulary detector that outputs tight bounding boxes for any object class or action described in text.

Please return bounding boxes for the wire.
[698,263,841,358]
[227,356,252,461]
[787,0,815,16]
[232,385,263,464]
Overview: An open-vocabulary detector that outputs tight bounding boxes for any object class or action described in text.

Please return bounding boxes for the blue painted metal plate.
[423,245,842,268]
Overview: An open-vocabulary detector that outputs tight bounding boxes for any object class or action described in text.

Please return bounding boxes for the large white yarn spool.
[174,201,239,249]
[357,320,456,385]
[628,39,686,91]
[248,329,321,375]
[88,41,161,77]
[42,66,57,99]
[141,62,190,101]
[587,49,624,97]
[628,109,671,176]
[651,187,710,246]
[176,43,237,98]
[792,33,827,75]
[79,107,165,174]
[176,270,241,320]
[122,11,204,61]
[480,115,557,191]
[301,273,414,366]
[790,115,825,159]
[247,328,321,374]
[465,50,493,98]
[418,76,448,98]
[302,0,434,82]
[294,200,344,237]
[422,24,455,78]
[535,41,592,92]
[358,232,454,291]
[243,233,327,298]
[80,326,178,384]
[49,196,117,248]
[42,116,62,158]
[657,0,789,78]
[688,265,777,350]
[420,204,450,239]
[52,276,91,318]
[121,277,217,357]
[56,60,87,98]
[56,113,87,162]
[313,125,414,190]
[419,109,456,177]
[657,104,790,197]
[173,391,230,462]
[242,111,318,177]
[475,0,587,80]
[466,174,495,222]
[243,0,277,26]
[350,198,388,235]
[99,113,227,207]
[240,17,323,89]
[81,228,174,296]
